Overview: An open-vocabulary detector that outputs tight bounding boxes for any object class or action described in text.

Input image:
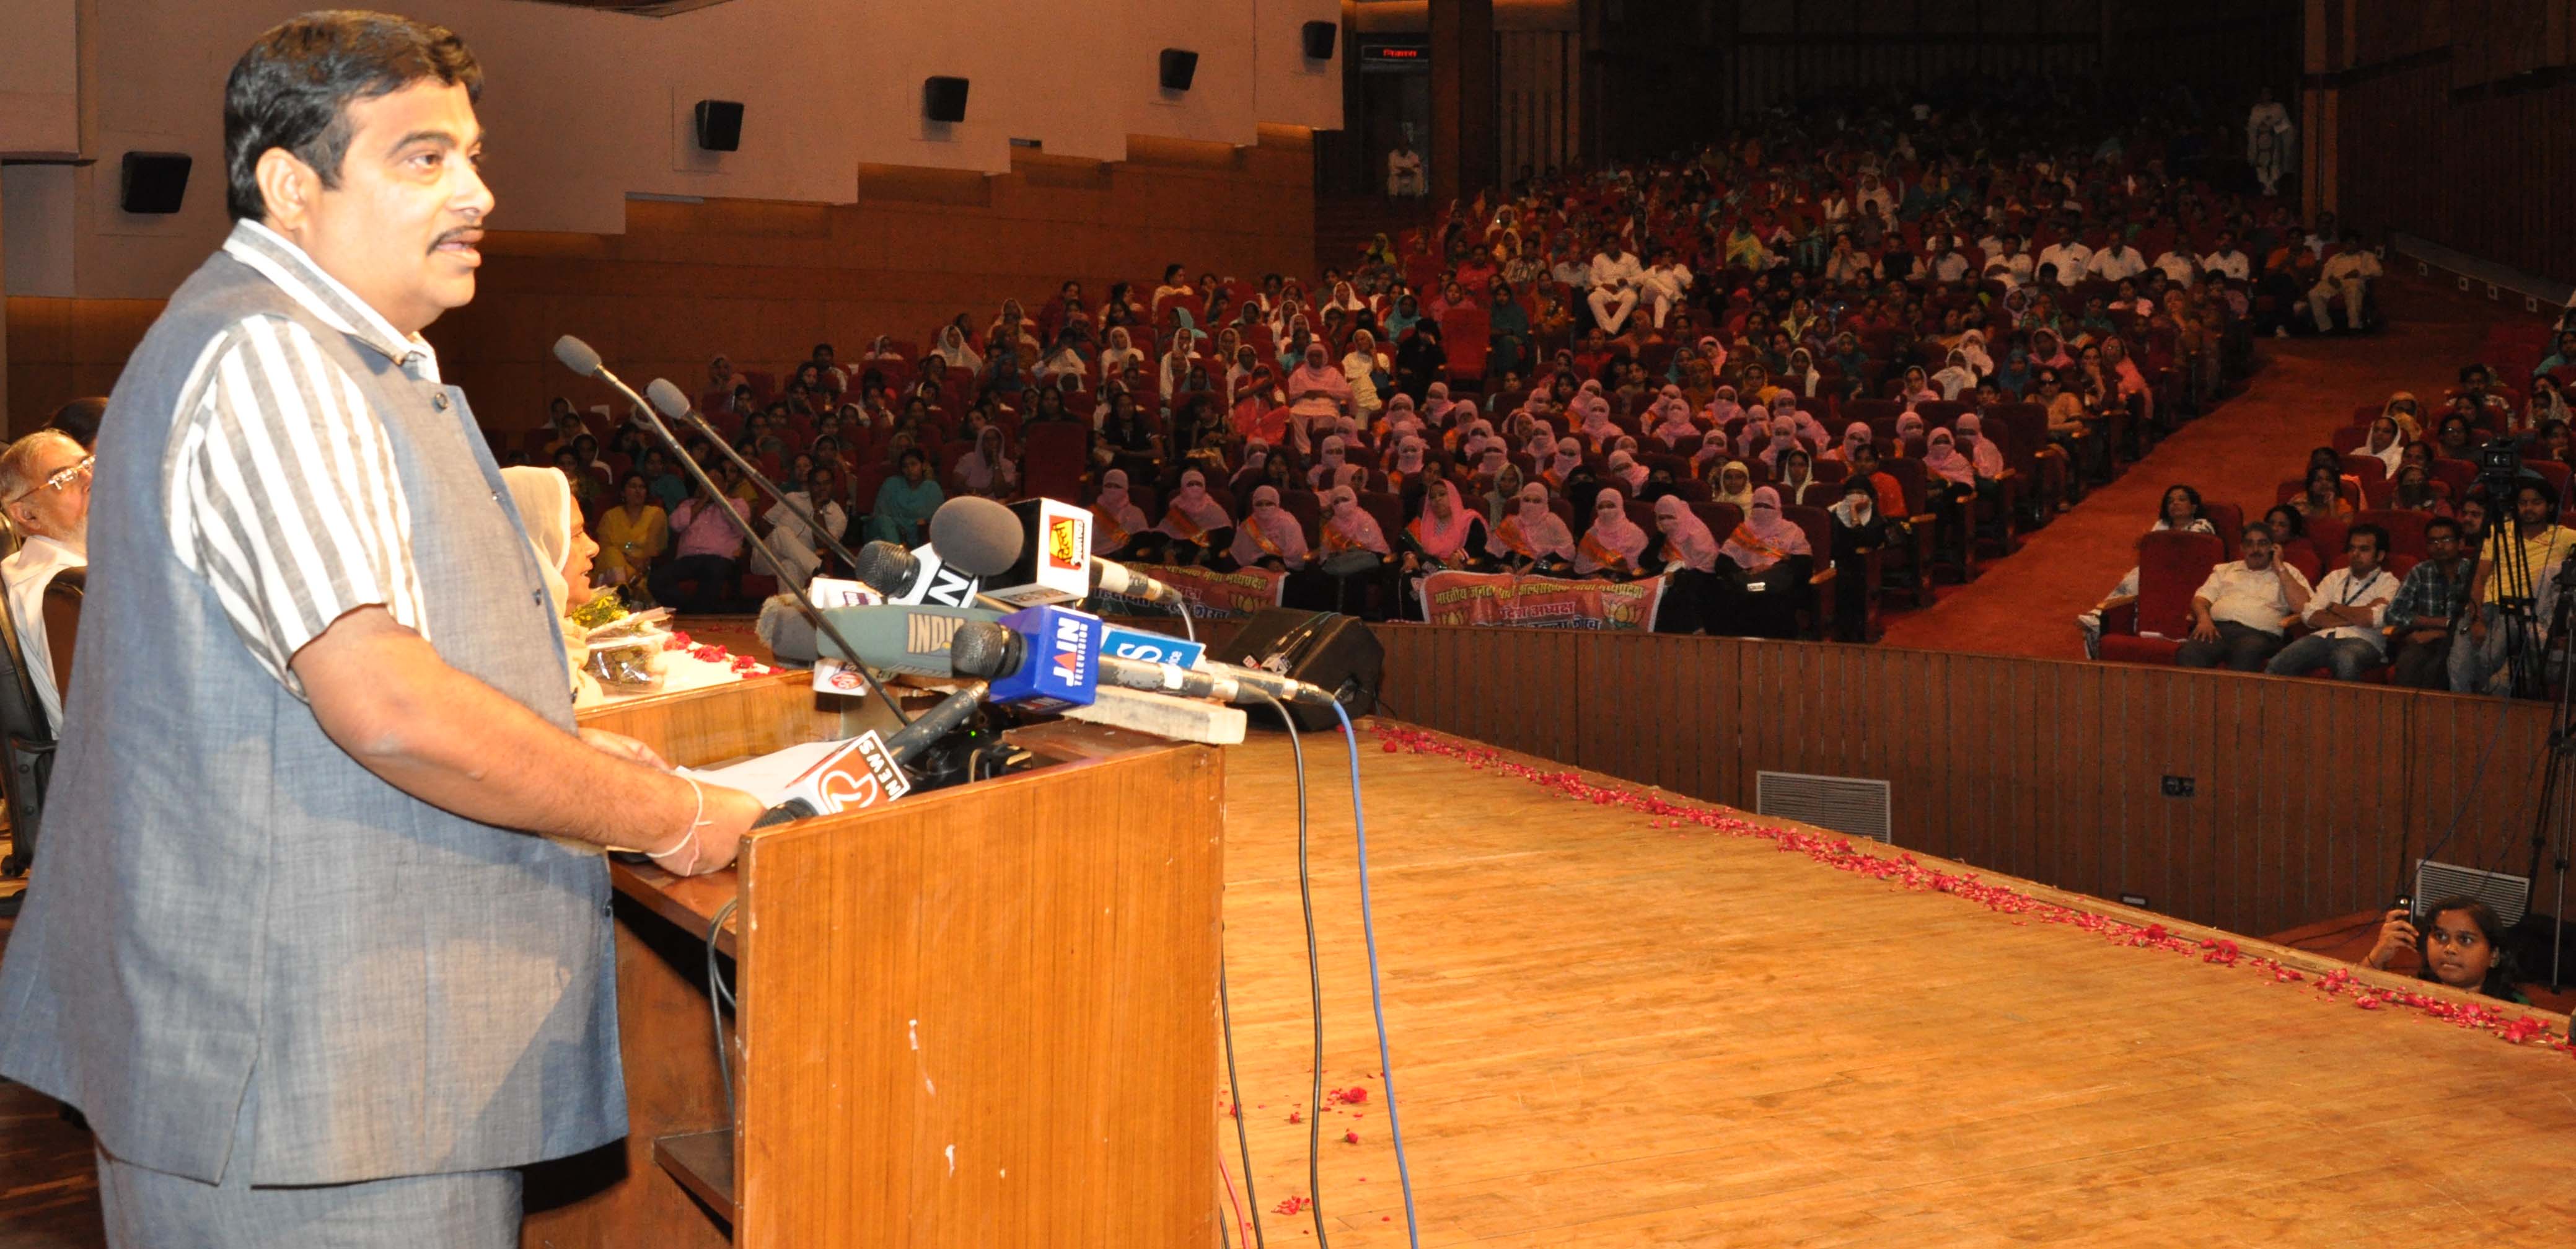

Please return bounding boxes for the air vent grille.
[1756,772,1891,844]
[2414,859,2530,927]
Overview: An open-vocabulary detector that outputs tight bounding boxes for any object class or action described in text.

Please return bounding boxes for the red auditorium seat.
[1019,422,1088,503]
[2352,509,2429,558]
[1441,307,1492,384]
[1781,504,1844,640]
[2098,530,2225,665]
[2204,502,2244,560]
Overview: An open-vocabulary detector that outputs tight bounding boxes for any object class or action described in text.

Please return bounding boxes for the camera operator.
[2452,475,2576,695]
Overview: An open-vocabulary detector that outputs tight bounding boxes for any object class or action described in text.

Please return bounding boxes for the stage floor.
[1215,725,2576,1247]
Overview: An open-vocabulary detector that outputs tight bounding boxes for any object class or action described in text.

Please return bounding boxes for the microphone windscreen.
[552,335,602,377]
[644,377,692,418]
[928,497,1024,576]
[948,619,1012,679]
[851,541,915,594]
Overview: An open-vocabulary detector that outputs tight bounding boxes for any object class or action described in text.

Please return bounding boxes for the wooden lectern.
[525,674,1223,1248]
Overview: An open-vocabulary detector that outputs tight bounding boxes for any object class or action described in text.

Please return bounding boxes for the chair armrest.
[2101,601,2140,635]
[1809,567,1837,585]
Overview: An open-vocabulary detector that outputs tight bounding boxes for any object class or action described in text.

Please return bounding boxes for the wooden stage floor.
[6,722,2575,1247]
[1215,725,2576,1248]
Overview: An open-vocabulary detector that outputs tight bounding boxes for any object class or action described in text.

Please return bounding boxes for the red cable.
[1218,1153,1253,1248]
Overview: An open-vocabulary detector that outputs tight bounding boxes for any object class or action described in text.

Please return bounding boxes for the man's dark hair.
[223,11,481,222]
[2347,523,2389,555]
[46,397,108,448]
[2243,521,2274,544]
[2425,516,2462,543]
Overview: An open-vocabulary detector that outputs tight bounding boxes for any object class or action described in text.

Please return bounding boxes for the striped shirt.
[163,221,429,697]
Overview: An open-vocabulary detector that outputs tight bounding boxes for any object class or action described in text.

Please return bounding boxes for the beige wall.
[2,0,1340,301]
[9,128,1318,436]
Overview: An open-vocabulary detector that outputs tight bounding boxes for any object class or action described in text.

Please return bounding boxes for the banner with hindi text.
[1417,571,1666,632]
[1094,564,1289,620]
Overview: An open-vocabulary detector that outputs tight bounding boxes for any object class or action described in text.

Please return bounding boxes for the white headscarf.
[499,466,590,698]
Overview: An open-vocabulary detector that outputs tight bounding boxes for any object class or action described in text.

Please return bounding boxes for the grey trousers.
[96,1089,521,1249]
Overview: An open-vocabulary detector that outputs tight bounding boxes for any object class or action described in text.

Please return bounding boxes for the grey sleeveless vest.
[0,244,625,1185]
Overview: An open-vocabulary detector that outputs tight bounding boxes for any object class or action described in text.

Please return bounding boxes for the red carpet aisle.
[1877,271,2513,658]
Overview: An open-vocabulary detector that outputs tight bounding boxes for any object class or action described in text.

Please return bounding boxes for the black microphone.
[851,539,986,607]
[643,377,861,576]
[949,619,1338,708]
[550,337,908,725]
[879,681,990,760]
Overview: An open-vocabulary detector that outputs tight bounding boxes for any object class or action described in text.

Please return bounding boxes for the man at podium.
[0,12,763,1247]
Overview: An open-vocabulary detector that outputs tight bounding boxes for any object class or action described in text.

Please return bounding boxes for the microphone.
[550,338,908,726]
[851,539,985,608]
[930,496,1092,608]
[944,605,1104,712]
[1092,557,1186,609]
[952,616,1339,709]
[799,602,1005,676]
[644,377,861,576]
[878,681,990,760]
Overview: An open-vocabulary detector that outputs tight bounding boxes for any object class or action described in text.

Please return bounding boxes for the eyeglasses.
[7,455,92,509]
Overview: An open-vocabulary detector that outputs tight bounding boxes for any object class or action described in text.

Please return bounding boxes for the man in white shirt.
[2150,245,2200,286]
[1588,245,1643,333]
[1549,242,1593,292]
[2177,523,2313,671]
[2200,231,2251,282]
[2086,235,2147,283]
[2308,233,2383,333]
[2264,524,2398,680]
[2036,233,2091,288]
[1930,239,1972,283]
[0,430,91,731]
[1983,234,2034,289]
[1637,248,1693,329]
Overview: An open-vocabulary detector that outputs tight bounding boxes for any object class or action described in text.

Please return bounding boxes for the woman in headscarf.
[2360,413,2406,477]
[1575,485,1650,581]
[2295,464,2354,521]
[952,425,1019,500]
[1229,484,1311,572]
[1953,412,2007,482]
[1307,435,1359,492]
[1542,437,1586,490]
[1387,435,1433,495]
[1423,381,1457,428]
[1705,381,1743,430]
[1931,348,1978,401]
[1824,421,1873,467]
[1159,468,1236,567]
[1482,461,1527,526]
[1956,328,1996,377]
[1098,325,1144,376]
[935,323,983,373]
[1488,482,1576,575]
[1090,467,1153,560]
[1777,448,1829,507]
[1713,487,1812,639]
[1646,494,1723,634]
[1919,425,1979,558]
[1488,280,1531,377]
[1782,346,1824,399]
[1893,410,1928,457]
[1646,386,1699,449]
[2389,462,2452,518]
[1816,474,1889,641]
[1288,342,1352,430]
[1769,391,1828,444]
[1401,476,1493,580]
[1341,328,1391,423]
[1379,392,1423,441]
[501,466,605,704]
[1756,422,1801,474]
[1606,449,1648,497]
[1570,379,1616,448]
[1708,458,1757,511]
[1309,484,1392,614]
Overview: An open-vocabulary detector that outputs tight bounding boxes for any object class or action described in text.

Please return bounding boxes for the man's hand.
[2406,628,2446,645]
[651,783,762,876]
[2190,614,2219,644]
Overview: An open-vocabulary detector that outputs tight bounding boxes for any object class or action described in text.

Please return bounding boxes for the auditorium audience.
[2262,524,2394,681]
[0,432,92,731]
[651,476,755,614]
[593,473,668,594]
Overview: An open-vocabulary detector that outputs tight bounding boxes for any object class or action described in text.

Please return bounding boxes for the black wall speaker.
[923,76,970,123]
[1301,20,1338,61]
[692,99,743,152]
[1216,609,1383,733]
[120,152,191,215]
[1158,48,1199,92]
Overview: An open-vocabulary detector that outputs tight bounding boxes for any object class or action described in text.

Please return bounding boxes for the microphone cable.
[1217,958,1266,1248]
[1330,701,1422,1249]
[1251,691,1330,1249]
[705,897,740,1129]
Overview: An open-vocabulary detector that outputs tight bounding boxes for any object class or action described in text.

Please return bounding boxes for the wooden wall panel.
[1352,625,2554,938]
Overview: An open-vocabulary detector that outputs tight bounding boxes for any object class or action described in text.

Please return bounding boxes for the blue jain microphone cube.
[989,604,1104,713]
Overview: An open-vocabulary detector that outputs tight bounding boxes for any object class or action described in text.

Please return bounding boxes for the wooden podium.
[525,674,1223,1248]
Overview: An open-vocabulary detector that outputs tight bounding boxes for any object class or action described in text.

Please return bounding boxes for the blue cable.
[1331,702,1420,1248]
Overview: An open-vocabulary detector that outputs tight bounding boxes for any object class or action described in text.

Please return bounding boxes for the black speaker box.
[693,99,744,151]
[923,76,970,123]
[1215,609,1382,732]
[1301,20,1338,61]
[120,152,191,215]
[1158,48,1199,92]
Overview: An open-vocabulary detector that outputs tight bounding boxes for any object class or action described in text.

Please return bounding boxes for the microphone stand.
[644,384,865,573]
[553,341,911,725]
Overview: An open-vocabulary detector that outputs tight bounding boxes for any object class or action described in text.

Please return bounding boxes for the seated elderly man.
[2176,522,2312,671]
[0,431,94,731]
